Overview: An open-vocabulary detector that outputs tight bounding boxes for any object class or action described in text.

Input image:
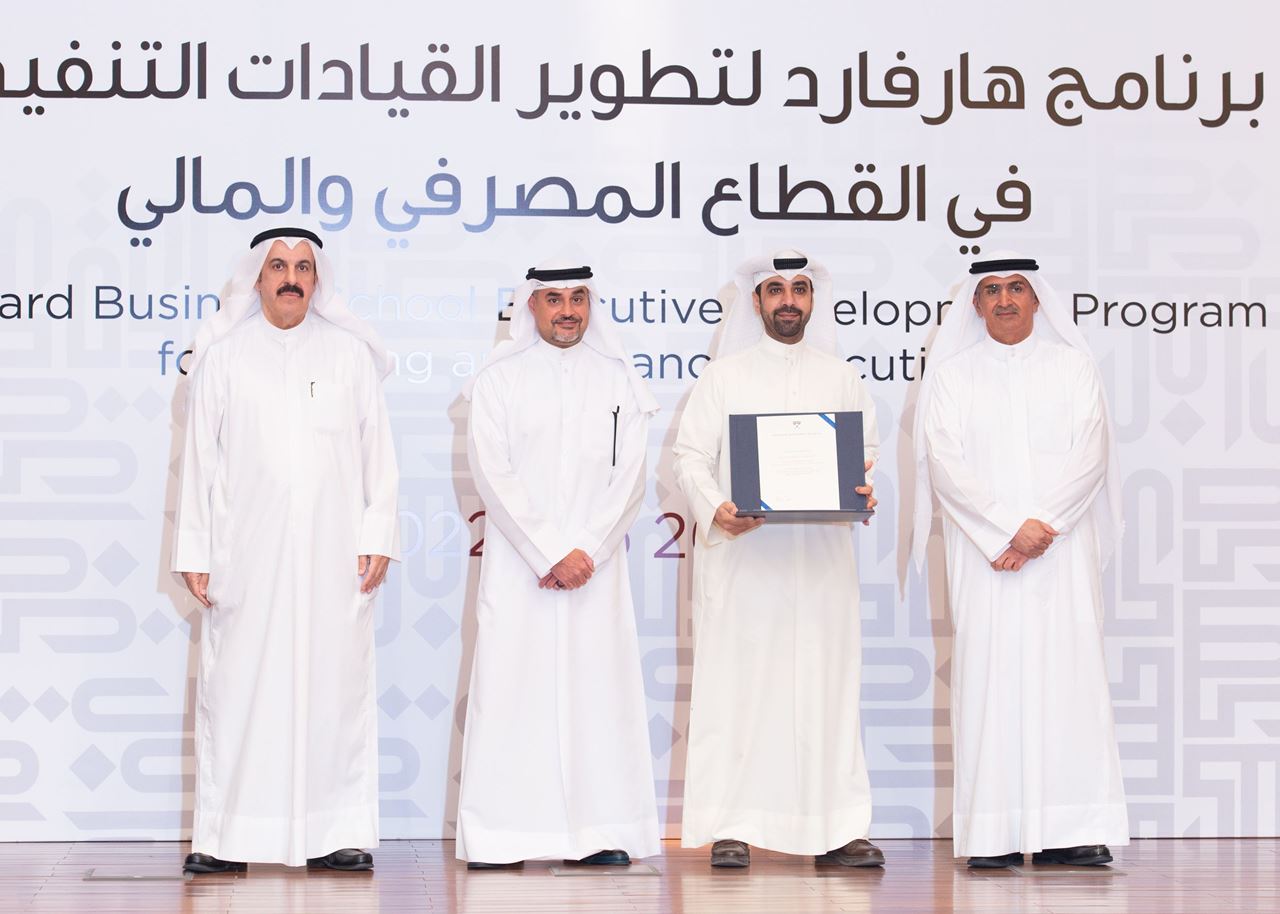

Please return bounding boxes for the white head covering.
[715,249,837,358]
[188,228,393,378]
[910,250,1124,569]
[461,258,659,414]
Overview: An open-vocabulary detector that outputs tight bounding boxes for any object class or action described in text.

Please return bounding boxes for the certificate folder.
[729,410,873,522]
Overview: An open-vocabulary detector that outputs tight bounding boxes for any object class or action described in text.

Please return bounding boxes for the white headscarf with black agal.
[189,227,393,379]
[462,258,658,415]
[714,249,837,359]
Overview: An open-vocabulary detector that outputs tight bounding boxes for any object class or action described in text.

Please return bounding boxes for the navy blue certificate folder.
[728,410,873,522]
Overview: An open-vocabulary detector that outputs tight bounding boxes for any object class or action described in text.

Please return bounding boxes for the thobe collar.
[257,308,314,346]
[533,335,588,363]
[980,329,1038,362]
[756,333,807,363]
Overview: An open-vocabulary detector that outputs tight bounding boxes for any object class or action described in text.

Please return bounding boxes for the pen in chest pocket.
[611,405,620,467]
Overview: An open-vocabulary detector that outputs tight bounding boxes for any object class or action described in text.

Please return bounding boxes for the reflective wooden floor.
[1,838,1275,913]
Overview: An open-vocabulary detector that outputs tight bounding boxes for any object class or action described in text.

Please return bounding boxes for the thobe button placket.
[785,349,800,406]
[552,345,577,494]
[992,337,1037,510]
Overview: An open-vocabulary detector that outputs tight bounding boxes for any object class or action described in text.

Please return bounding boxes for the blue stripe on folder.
[819,412,837,429]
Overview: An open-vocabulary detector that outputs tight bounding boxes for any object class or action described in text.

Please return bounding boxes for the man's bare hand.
[855,458,877,526]
[180,571,212,608]
[990,546,1031,572]
[713,501,766,537]
[1011,519,1058,558]
[546,548,594,590]
[357,554,391,593]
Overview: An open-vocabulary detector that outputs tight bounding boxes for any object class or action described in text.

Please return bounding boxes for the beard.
[766,306,808,339]
[551,319,583,343]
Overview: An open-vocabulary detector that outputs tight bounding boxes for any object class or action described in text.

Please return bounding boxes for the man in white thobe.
[913,252,1129,868]
[456,261,661,869]
[172,228,399,874]
[673,251,883,869]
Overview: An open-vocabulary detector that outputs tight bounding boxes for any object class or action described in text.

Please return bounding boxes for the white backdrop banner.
[2,0,1277,841]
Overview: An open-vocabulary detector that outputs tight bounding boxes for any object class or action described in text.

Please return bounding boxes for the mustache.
[773,307,802,317]
[553,317,582,324]
[276,283,305,297]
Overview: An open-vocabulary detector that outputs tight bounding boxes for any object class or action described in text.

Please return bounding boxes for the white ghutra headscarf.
[462,257,658,414]
[188,227,393,379]
[714,249,838,358]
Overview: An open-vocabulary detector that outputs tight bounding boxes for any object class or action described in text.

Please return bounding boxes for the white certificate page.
[754,413,841,510]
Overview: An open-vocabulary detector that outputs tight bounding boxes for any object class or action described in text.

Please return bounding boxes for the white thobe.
[172,311,400,866]
[673,336,880,854]
[924,333,1129,857]
[457,338,660,863]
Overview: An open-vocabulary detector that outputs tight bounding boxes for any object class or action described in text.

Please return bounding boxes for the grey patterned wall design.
[2,1,1277,841]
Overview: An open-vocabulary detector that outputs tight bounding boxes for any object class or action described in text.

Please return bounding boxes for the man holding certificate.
[673,250,883,869]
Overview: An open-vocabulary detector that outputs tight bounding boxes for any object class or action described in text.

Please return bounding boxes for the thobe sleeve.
[171,348,226,573]
[356,355,401,561]
[466,369,567,577]
[1034,359,1108,535]
[924,367,1025,562]
[673,366,732,547]
[579,387,650,564]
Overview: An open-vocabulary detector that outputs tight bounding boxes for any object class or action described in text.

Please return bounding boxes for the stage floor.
[0,838,1275,913]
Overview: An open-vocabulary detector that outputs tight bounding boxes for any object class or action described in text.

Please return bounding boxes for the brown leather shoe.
[710,839,750,868]
[815,838,885,867]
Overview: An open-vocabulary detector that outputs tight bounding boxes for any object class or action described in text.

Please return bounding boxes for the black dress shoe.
[467,860,524,870]
[967,852,1024,868]
[1032,845,1112,866]
[183,852,246,874]
[307,848,373,871]
[815,838,885,867]
[566,849,631,866]
[710,839,750,868]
